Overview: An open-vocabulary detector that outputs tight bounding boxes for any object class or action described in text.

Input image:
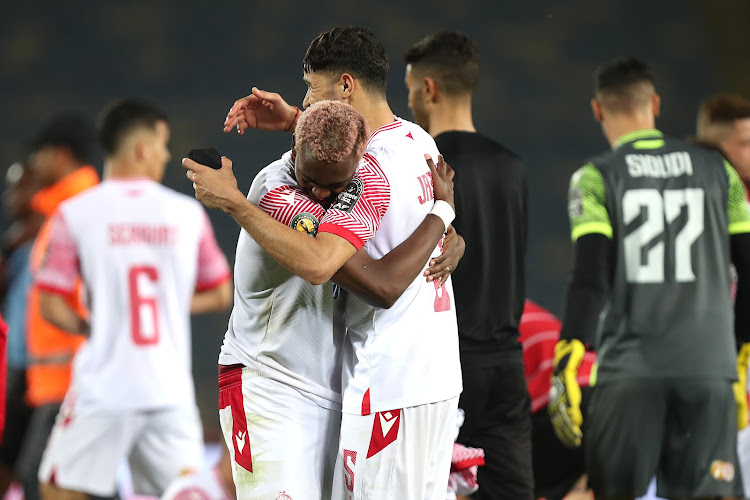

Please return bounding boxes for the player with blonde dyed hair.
[186,99,461,499]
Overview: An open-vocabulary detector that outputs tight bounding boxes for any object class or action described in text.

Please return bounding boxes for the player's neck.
[104,158,153,181]
[427,99,476,137]
[603,113,656,148]
[355,98,397,133]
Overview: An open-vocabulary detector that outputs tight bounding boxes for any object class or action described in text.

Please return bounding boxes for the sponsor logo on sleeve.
[331,178,364,213]
[290,212,319,236]
[568,186,583,218]
[710,460,735,482]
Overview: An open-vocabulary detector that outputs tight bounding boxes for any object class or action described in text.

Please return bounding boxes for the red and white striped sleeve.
[257,185,326,227]
[196,210,231,291]
[318,153,390,249]
[35,211,80,296]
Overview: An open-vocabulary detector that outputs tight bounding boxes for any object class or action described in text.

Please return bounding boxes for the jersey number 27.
[623,188,704,284]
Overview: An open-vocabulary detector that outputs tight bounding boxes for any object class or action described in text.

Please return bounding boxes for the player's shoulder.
[249,151,296,202]
[366,118,437,154]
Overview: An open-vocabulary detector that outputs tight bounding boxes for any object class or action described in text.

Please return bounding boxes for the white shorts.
[218,365,341,500]
[38,401,203,497]
[332,396,459,500]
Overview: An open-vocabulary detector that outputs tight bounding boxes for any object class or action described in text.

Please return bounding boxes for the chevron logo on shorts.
[366,409,401,458]
[235,431,246,453]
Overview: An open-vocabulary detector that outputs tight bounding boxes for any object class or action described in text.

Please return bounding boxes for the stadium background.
[1,0,748,438]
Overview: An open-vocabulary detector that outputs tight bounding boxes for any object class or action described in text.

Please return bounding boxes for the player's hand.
[425,226,465,286]
[425,154,455,211]
[549,338,586,448]
[223,87,299,134]
[183,156,246,213]
[734,343,750,430]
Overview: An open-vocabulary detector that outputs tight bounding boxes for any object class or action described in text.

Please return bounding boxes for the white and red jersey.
[319,118,462,415]
[35,178,230,414]
[218,152,345,409]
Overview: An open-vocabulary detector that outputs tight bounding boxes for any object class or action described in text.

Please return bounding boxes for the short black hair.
[594,57,655,95]
[98,98,168,155]
[29,112,95,164]
[700,94,750,124]
[303,26,388,97]
[403,31,479,95]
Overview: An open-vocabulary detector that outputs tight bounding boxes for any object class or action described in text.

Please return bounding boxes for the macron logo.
[235,431,246,453]
[281,190,296,206]
[379,411,398,438]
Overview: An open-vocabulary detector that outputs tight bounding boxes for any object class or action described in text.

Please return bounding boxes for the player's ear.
[134,138,147,163]
[652,93,661,119]
[591,98,604,122]
[424,77,439,104]
[340,73,355,101]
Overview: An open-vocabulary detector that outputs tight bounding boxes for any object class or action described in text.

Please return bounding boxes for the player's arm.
[190,210,233,314]
[550,163,613,448]
[35,211,89,336]
[223,88,300,135]
[184,156,359,285]
[726,160,750,430]
[332,155,457,308]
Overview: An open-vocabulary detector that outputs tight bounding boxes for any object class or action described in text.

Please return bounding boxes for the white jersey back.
[318,119,462,415]
[218,152,344,409]
[36,178,230,414]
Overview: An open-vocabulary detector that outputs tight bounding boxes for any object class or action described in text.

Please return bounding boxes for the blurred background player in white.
[186,99,461,499]
[202,25,462,500]
[160,451,235,500]
[35,98,232,500]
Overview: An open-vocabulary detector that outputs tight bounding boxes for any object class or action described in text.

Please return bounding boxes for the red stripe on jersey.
[361,388,371,416]
[367,120,402,144]
[318,158,390,247]
[318,223,365,250]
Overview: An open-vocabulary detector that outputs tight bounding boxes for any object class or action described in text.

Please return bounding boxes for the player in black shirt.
[550,57,750,499]
[404,32,531,500]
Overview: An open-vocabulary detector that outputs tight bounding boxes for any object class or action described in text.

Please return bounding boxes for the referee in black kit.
[404,32,531,500]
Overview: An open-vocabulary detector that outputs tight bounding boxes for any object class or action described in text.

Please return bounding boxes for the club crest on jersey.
[275,492,293,500]
[331,178,363,213]
[290,212,319,236]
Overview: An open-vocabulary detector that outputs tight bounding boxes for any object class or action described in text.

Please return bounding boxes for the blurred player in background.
[161,451,235,500]
[187,98,461,499]
[19,113,99,500]
[0,161,42,497]
[198,24,463,500]
[403,31,531,500]
[697,94,750,193]
[549,57,750,499]
[36,98,232,500]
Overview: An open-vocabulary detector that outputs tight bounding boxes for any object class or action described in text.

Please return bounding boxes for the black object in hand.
[187,148,222,170]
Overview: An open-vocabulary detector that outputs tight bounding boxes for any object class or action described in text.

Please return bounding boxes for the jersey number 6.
[128,265,160,345]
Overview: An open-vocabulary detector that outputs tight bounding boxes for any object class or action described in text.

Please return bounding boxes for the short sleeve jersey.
[567,129,750,381]
[318,119,462,415]
[36,179,231,414]
[218,152,346,409]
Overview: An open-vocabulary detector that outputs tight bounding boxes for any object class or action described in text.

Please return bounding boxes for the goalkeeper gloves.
[734,343,750,431]
[549,338,586,448]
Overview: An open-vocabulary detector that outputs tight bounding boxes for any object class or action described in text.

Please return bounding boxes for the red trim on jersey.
[366,409,401,459]
[218,366,253,473]
[318,223,365,250]
[195,272,231,292]
[35,283,75,297]
[450,443,485,472]
[367,120,402,144]
[361,388,371,416]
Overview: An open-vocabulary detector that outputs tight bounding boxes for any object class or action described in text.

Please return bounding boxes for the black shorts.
[0,369,32,467]
[531,388,590,500]
[586,377,743,498]
[458,357,533,500]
